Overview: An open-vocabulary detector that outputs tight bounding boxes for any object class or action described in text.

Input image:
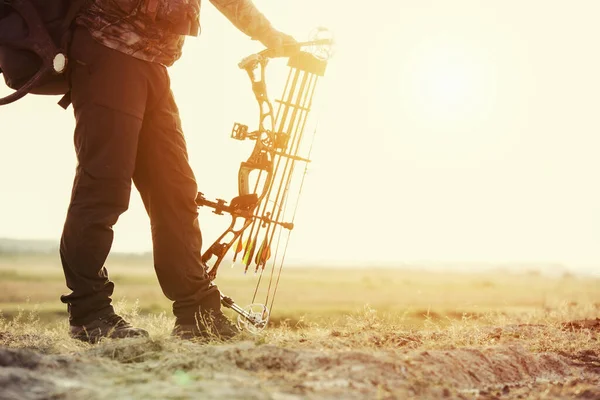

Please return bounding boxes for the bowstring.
[262,71,318,309]
[249,50,328,316]
[251,67,311,305]
[268,119,320,314]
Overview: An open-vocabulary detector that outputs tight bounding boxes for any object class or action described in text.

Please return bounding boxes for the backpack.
[0,0,86,108]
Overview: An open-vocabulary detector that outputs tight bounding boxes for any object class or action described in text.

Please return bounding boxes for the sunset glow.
[1,1,600,272]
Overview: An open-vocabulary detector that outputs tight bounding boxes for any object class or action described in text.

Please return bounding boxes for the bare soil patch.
[0,319,598,400]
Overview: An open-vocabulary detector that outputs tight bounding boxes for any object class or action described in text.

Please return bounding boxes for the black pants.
[60,27,218,326]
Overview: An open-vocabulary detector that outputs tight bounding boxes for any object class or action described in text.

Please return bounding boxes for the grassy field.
[0,253,599,399]
[1,253,598,326]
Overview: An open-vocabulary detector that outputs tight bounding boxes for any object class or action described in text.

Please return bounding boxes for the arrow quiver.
[196,33,333,333]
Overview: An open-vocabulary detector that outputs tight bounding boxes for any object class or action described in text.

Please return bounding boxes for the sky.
[1,1,600,272]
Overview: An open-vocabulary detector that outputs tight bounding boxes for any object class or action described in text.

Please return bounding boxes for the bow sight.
[196,30,334,333]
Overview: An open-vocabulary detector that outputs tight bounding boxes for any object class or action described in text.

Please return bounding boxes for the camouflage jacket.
[77,0,276,66]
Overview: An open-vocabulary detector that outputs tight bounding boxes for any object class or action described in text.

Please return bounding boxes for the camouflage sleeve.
[209,0,276,42]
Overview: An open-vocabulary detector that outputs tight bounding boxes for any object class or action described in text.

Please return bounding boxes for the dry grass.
[1,302,599,399]
[0,254,599,399]
[2,299,597,353]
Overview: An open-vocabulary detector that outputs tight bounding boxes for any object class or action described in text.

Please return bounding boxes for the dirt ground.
[1,319,598,400]
[1,263,598,399]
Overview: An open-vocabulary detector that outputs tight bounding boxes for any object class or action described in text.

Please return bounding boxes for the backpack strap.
[62,0,88,31]
[57,0,89,109]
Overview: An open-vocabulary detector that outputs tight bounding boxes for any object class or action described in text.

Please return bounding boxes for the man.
[59,0,296,343]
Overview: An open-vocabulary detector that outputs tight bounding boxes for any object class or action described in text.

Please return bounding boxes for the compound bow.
[196,30,334,333]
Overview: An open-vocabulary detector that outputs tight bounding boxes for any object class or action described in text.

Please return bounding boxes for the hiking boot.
[172,309,240,341]
[70,313,149,343]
